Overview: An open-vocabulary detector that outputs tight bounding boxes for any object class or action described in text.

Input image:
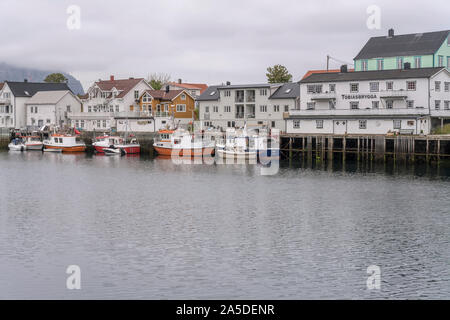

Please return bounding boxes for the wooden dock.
[280,134,450,162]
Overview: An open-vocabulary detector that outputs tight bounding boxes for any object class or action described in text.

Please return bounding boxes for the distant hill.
[0,62,84,95]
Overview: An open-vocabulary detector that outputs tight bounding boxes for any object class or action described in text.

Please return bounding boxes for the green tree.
[147,73,171,90]
[266,64,292,83]
[44,73,67,83]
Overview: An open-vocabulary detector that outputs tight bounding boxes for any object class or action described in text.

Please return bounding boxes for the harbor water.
[0,151,449,299]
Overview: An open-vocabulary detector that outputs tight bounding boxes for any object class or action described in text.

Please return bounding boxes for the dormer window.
[285,88,292,94]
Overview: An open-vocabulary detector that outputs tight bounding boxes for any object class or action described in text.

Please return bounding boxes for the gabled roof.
[269,83,300,99]
[94,78,146,98]
[144,89,192,101]
[5,81,72,97]
[0,82,4,91]
[300,67,446,83]
[354,30,449,60]
[302,69,354,80]
[196,85,221,101]
[168,82,208,94]
[25,90,78,105]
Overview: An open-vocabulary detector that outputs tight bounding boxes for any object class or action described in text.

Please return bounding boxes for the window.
[260,89,267,96]
[414,56,421,68]
[329,100,336,109]
[386,81,394,90]
[372,101,379,109]
[435,100,441,110]
[273,105,279,112]
[30,106,34,113]
[97,120,101,128]
[4,92,10,98]
[213,106,218,112]
[350,101,359,109]
[448,56,450,68]
[350,83,359,93]
[67,105,71,112]
[181,94,186,100]
[329,84,336,92]
[260,105,267,112]
[271,121,276,128]
[46,119,51,123]
[361,60,368,71]
[316,120,323,129]
[306,102,315,110]
[284,105,289,112]
[35,106,38,113]
[444,101,450,110]
[115,105,119,112]
[293,120,300,128]
[386,100,394,109]
[370,82,379,92]
[176,104,186,112]
[80,120,85,128]
[438,55,444,67]
[406,100,414,109]
[359,120,367,129]
[397,57,404,69]
[307,85,322,94]
[88,106,92,112]
[377,59,384,70]
[435,81,441,92]
[224,90,231,97]
[224,106,231,112]
[227,121,235,127]
[393,120,401,129]
[102,120,107,128]
[407,81,416,91]
[134,90,139,99]
[445,82,450,92]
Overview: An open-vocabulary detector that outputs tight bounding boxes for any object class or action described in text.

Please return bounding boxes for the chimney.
[110,75,115,81]
[404,62,411,70]
[165,85,170,93]
[340,65,348,73]
[178,78,182,84]
[388,28,394,38]
[226,81,231,86]
[24,79,28,82]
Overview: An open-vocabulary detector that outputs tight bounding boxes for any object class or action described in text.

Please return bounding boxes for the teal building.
[354,29,450,72]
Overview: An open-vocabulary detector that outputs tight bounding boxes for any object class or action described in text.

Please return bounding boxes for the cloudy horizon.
[0,0,448,91]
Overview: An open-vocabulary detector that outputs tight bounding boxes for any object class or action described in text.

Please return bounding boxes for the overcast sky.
[0,0,448,90]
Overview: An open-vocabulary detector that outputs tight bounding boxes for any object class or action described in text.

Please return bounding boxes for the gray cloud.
[0,0,448,90]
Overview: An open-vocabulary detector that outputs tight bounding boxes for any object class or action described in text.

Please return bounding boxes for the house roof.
[196,85,221,101]
[300,67,446,83]
[144,89,189,101]
[25,90,76,105]
[5,81,72,97]
[354,30,449,60]
[301,69,354,80]
[269,83,300,99]
[168,82,208,94]
[94,78,145,98]
[0,82,4,90]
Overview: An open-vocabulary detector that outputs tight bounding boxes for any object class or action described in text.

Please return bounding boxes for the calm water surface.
[0,151,449,299]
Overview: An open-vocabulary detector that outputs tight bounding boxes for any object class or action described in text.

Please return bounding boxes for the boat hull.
[95,145,140,154]
[25,143,44,151]
[44,145,86,153]
[154,145,214,157]
[8,144,25,152]
[217,149,257,160]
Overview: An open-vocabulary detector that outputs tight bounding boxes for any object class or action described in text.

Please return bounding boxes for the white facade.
[287,68,450,135]
[197,83,299,132]
[68,77,153,131]
[0,84,17,129]
[25,91,82,128]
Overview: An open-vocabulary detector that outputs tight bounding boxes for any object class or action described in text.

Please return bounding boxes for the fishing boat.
[153,129,215,157]
[93,135,140,154]
[23,136,44,151]
[43,134,86,153]
[216,126,257,160]
[8,138,26,152]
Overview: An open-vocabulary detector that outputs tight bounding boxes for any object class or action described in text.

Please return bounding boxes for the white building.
[68,76,154,132]
[0,81,72,130]
[287,67,450,135]
[25,90,81,129]
[196,83,300,131]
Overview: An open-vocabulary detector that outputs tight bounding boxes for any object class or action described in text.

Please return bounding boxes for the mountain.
[0,62,84,95]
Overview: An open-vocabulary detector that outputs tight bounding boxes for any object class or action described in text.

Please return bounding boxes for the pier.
[280,134,450,163]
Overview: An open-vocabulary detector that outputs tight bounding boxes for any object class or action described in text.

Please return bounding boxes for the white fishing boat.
[153,128,215,157]
[23,135,44,151]
[216,126,257,160]
[8,138,26,152]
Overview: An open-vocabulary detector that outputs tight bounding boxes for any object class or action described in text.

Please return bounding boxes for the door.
[333,120,347,134]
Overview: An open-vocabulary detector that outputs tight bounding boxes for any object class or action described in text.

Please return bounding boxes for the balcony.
[154,111,170,117]
[115,111,153,119]
[235,112,244,119]
[246,113,255,119]
[379,90,408,99]
[67,112,112,120]
[289,108,430,117]
[310,92,337,101]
